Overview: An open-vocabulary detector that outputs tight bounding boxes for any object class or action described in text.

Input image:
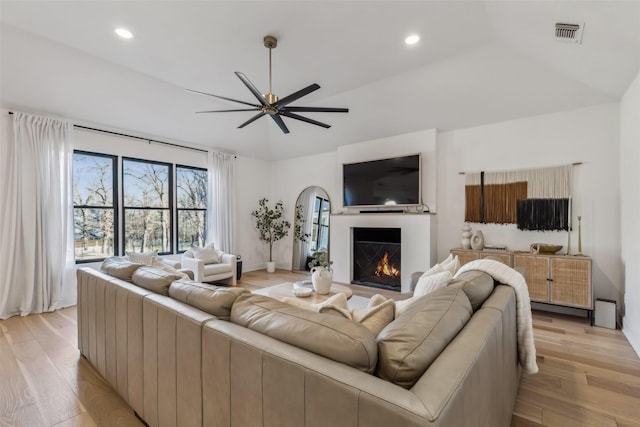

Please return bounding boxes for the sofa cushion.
[131,266,184,296]
[448,270,495,312]
[101,256,142,281]
[231,293,378,373]
[168,281,248,320]
[376,286,473,388]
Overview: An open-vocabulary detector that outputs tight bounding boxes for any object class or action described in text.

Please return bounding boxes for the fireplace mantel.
[330,213,436,293]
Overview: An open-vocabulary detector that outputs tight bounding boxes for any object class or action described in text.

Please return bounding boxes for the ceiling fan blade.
[197,108,261,113]
[237,112,266,129]
[270,114,290,134]
[279,111,331,129]
[275,83,320,107]
[235,72,269,106]
[281,106,349,113]
[185,88,260,108]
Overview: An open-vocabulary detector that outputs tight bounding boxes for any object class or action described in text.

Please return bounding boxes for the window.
[311,196,330,251]
[73,152,117,262]
[123,158,172,254]
[176,165,207,251]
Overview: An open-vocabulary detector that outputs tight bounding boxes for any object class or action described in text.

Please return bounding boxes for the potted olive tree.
[252,198,291,273]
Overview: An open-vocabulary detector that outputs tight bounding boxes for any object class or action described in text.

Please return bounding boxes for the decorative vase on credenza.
[461,224,472,249]
[470,230,485,250]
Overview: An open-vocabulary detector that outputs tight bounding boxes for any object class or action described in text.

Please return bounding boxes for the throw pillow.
[282,292,350,312]
[440,255,461,276]
[394,295,422,319]
[351,299,395,335]
[413,270,453,297]
[192,245,219,264]
[126,250,158,266]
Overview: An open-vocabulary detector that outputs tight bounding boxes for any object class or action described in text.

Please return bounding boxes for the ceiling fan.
[186,35,348,134]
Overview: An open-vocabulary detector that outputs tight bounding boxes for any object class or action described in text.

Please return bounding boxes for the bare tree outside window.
[177,166,208,251]
[73,152,116,261]
[123,159,172,253]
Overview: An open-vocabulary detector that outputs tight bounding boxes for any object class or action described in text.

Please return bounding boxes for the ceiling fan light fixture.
[405,34,420,45]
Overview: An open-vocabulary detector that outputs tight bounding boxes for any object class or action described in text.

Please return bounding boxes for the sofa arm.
[409,271,424,293]
[220,253,237,286]
[157,256,181,270]
[181,256,205,281]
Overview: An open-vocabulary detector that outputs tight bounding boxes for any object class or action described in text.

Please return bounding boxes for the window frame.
[311,196,330,252]
[72,150,118,264]
[175,164,208,253]
[121,157,174,255]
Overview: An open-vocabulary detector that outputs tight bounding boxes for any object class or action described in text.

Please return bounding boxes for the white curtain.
[0,112,74,319]
[207,151,236,253]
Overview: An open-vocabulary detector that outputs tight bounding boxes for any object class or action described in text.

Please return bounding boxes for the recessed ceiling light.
[114,27,133,39]
[405,34,420,45]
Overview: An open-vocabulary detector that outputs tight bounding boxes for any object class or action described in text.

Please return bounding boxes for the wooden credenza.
[451,248,593,317]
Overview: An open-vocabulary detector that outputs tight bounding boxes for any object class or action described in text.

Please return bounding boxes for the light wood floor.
[1,269,639,426]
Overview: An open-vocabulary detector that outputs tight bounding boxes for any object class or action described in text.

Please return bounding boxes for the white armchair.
[181,248,237,286]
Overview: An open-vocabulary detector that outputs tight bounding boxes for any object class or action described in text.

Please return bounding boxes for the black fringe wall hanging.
[464,165,572,231]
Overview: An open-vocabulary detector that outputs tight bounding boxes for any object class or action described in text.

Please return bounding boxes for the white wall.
[437,103,622,310]
[235,155,272,272]
[265,151,339,271]
[620,70,640,356]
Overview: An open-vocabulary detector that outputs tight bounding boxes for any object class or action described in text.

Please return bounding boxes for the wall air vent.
[554,22,584,44]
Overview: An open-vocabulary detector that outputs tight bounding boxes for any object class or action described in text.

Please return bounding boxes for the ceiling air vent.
[554,22,584,44]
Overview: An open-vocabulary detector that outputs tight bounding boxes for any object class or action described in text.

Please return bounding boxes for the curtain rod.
[8,110,210,154]
[458,162,582,175]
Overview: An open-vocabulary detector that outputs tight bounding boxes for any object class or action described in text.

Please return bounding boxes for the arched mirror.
[292,186,331,271]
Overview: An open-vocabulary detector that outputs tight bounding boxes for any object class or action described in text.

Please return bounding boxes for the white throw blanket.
[455,259,539,374]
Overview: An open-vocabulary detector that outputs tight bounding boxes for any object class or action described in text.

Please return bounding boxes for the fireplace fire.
[352,227,401,291]
[374,252,400,278]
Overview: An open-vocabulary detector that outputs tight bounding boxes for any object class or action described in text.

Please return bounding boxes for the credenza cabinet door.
[450,249,480,267]
[550,257,592,309]
[514,255,550,302]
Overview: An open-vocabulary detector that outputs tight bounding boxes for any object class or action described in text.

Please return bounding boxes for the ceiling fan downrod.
[263,35,279,106]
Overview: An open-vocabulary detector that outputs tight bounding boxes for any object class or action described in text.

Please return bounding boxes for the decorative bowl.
[293,287,313,297]
[530,243,563,254]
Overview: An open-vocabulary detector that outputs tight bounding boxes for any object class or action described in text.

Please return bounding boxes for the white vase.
[461,224,472,249]
[470,230,485,250]
[311,267,333,294]
[266,261,276,273]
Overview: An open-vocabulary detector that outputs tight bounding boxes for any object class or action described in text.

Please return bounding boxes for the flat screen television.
[343,154,421,208]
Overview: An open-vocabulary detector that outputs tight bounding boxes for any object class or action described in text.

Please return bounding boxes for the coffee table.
[253,281,353,304]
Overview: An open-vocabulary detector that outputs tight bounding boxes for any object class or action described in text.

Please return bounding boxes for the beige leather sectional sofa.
[77,261,520,427]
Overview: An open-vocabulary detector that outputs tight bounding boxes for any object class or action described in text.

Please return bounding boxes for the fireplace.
[352,227,401,291]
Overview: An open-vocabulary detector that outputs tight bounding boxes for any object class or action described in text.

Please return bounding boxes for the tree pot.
[266,261,276,273]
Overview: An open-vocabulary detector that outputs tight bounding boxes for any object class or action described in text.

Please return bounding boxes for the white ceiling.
[1,1,639,160]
